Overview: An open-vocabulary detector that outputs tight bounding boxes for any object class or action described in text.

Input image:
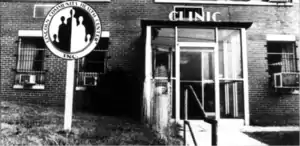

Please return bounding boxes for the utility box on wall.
[274,72,300,88]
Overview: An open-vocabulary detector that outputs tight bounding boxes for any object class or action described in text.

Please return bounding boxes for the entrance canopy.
[141,19,253,126]
[141,20,253,30]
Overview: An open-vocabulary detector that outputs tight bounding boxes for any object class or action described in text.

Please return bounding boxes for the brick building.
[0,0,299,130]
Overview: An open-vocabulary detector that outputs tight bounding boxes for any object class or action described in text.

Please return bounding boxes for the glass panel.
[172,79,176,118]
[203,52,214,80]
[180,82,203,119]
[178,28,215,42]
[152,27,175,78]
[18,38,46,72]
[204,83,215,113]
[151,27,175,117]
[218,29,243,79]
[180,52,201,80]
[220,81,244,118]
[267,42,298,73]
[180,47,215,119]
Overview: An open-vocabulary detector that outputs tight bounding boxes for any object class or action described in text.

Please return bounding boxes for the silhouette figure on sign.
[53,34,59,48]
[51,8,92,53]
[72,16,88,52]
[58,16,70,52]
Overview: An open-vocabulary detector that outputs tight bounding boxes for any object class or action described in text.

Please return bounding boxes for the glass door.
[178,44,215,119]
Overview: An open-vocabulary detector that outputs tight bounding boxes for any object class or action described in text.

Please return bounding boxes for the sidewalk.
[179,120,299,146]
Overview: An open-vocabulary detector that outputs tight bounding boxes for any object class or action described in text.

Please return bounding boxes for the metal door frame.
[175,42,219,119]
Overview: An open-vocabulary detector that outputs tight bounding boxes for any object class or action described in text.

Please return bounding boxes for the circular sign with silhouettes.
[43,1,101,59]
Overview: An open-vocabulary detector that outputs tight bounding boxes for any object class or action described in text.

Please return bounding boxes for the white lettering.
[64,54,78,59]
[179,11,184,21]
[212,12,221,22]
[189,11,193,21]
[168,9,221,22]
[206,11,211,22]
[195,12,205,21]
[168,11,178,21]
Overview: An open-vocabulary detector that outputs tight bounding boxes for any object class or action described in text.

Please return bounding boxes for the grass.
[0,101,167,145]
[244,131,299,145]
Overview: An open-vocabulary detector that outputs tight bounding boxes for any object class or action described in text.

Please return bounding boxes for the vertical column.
[223,41,230,115]
[232,36,238,117]
[17,38,22,71]
[175,26,180,121]
[214,28,220,120]
[241,28,250,126]
[144,26,152,124]
[64,60,75,131]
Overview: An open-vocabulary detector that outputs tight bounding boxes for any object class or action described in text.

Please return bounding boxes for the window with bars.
[267,41,298,74]
[75,38,109,88]
[14,37,47,89]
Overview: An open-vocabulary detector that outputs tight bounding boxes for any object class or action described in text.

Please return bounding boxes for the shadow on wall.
[74,36,146,121]
[74,68,142,120]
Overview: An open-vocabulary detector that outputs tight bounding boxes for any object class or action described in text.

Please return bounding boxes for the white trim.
[13,84,45,90]
[75,86,87,91]
[180,49,214,52]
[214,27,220,121]
[64,60,76,130]
[241,28,250,126]
[101,31,110,38]
[266,34,296,42]
[18,30,43,37]
[155,0,293,6]
[144,26,152,123]
[175,26,180,122]
[18,30,110,38]
[178,42,216,48]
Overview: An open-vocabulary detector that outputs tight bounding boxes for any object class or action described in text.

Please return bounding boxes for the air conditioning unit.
[268,0,290,3]
[274,72,299,88]
[83,76,98,86]
[20,74,36,85]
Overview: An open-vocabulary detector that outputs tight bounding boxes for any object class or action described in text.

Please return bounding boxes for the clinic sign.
[43,1,101,60]
[169,6,221,22]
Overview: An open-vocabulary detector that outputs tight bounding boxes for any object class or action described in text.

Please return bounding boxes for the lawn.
[0,101,167,145]
[244,131,299,145]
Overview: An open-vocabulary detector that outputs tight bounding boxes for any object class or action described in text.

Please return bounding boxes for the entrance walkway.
[179,120,299,146]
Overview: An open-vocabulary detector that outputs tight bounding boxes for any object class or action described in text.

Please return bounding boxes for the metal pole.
[184,88,188,145]
[212,120,217,146]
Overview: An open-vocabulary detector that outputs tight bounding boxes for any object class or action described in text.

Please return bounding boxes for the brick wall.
[0,0,299,125]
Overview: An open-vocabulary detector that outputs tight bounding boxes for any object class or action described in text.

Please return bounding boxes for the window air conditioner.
[83,76,98,86]
[20,74,36,85]
[268,0,289,3]
[274,72,299,88]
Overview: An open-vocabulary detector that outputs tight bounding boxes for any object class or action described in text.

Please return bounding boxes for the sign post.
[42,1,101,132]
[64,60,75,131]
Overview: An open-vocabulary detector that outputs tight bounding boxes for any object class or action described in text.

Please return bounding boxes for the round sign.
[42,1,101,60]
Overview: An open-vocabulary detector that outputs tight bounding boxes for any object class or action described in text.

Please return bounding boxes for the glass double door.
[178,44,215,119]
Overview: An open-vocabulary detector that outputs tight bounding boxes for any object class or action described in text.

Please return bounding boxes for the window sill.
[76,86,87,91]
[154,0,293,6]
[13,84,45,90]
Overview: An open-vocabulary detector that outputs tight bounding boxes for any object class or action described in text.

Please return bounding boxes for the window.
[267,42,298,74]
[75,38,109,89]
[14,37,47,89]
[33,4,55,18]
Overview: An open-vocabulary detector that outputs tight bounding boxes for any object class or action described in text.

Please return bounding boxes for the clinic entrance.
[179,43,216,119]
[142,20,252,126]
